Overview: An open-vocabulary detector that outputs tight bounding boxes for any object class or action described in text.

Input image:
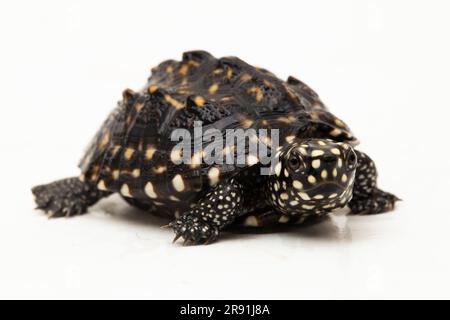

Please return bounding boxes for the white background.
[0,0,449,299]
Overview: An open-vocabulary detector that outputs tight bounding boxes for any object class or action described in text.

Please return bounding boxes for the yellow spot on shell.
[111,145,121,157]
[285,135,295,143]
[240,118,254,128]
[335,118,345,127]
[120,184,132,198]
[164,95,184,109]
[145,146,156,160]
[97,180,107,191]
[124,148,135,160]
[208,83,219,94]
[248,87,263,102]
[330,128,342,137]
[170,148,182,163]
[226,69,233,80]
[153,165,167,174]
[132,169,140,178]
[172,174,185,192]
[193,96,205,107]
[240,73,252,81]
[244,216,260,227]
[279,215,290,223]
[112,170,120,180]
[148,85,159,94]
[99,133,110,149]
[144,182,157,199]
[135,103,144,112]
[277,116,296,124]
[179,64,189,76]
[188,60,200,67]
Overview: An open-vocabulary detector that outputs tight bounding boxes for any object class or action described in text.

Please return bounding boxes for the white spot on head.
[299,192,311,201]
[332,168,338,177]
[331,148,340,155]
[312,159,321,169]
[311,150,324,157]
[308,175,317,184]
[293,180,303,190]
[280,193,289,200]
[274,162,282,176]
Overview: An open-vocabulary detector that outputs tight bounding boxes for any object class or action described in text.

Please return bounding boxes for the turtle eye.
[287,155,303,171]
[346,150,357,170]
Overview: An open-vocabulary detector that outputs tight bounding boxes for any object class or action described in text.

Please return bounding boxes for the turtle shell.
[79,50,357,213]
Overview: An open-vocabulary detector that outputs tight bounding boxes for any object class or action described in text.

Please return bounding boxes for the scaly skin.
[32,177,110,218]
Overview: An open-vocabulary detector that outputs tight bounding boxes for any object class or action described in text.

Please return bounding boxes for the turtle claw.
[172,234,182,243]
[169,214,219,245]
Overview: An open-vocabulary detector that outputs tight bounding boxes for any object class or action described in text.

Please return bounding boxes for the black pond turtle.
[32,50,399,245]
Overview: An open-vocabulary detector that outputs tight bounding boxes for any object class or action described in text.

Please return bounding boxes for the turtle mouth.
[300,182,349,200]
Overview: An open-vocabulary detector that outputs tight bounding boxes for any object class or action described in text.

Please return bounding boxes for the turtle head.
[267,138,357,214]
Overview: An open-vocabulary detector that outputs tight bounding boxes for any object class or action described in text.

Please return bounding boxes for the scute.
[78,50,357,210]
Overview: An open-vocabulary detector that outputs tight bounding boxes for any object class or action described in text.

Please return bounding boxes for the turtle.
[32,50,399,245]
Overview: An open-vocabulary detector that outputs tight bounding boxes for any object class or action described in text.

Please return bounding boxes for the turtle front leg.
[169,178,244,245]
[348,151,399,215]
[32,177,111,218]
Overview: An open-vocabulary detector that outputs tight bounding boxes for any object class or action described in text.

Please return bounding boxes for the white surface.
[0,0,449,299]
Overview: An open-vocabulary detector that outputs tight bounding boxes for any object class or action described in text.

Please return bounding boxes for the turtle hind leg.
[32,177,111,218]
[348,151,400,215]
